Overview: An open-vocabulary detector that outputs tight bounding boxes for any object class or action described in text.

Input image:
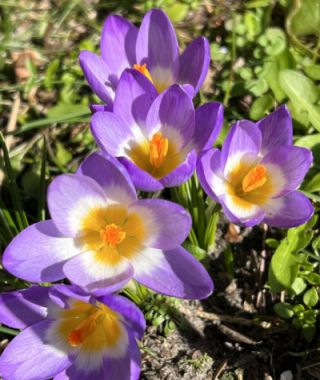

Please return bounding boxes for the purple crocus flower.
[79,8,210,107]
[3,153,213,299]
[90,69,223,191]
[0,284,145,380]
[197,105,314,228]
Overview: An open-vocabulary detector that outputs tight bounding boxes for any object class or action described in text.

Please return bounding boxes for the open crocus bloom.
[197,106,314,227]
[0,285,145,380]
[3,153,213,299]
[79,8,210,107]
[91,69,223,191]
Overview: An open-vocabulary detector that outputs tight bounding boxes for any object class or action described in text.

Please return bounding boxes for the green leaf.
[305,64,320,80]
[302,172,320,193]
[274,302,294,319]
[303,287,319,307]
[249,95,274,120]
[165,4,189,22]
[245,78,268,96]
[265,238,280,249]
[302,324,316,342]
[55,142,72,167]
[183,242,206,261]
[290,277,307,295]
[279,70,320,131]
[304,273,320,286]
[290,0,320,36]
[295,134,320,149]
[264,28,287,56]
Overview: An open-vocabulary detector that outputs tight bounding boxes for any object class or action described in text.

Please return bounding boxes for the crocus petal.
[90,104,113,113]
[136,9,179,88]
[119,157,163,191]
[79,51,114,104]
[129,199,191,250]
[63,252,134,296]
[98,294,146,340]
[178,36,210,95]
[0,320,72,380]
[48,174,107,237]
[78,152,137,205]
[221,194,265,227]
[101,15,138,77]
[221,120,262,179]
[261,146,313,197]
[2,220,81,283]
[160,149,196,188]
[258,105,293,156]
[91,111,135,157]
[132,246,213,299]
[192,102,224,153]
[0,287,49,330]
[197,148,226,202]
[262,191,314,228]
[145,85,195,149]
[113,69,157,128]
[128,331,142,380]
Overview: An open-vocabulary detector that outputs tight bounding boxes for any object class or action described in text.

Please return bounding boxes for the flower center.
[149,132,169,170]
[100,223,126,247]
[241,165,267,193]
[68,308,103,347]
[133,63,154,84]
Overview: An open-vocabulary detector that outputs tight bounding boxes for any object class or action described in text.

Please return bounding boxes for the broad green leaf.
[303,287,319,307]
[279,70,320,131]
[304,273,320,286]
[302,172,320,193]
[291,277,307,295]
[274,302,294,319]
[305,64,320,80]
[249,95,274,120]
[290,0,320,36]
[166,4,189,22]
[295,134,320,149]
[182,242,206,261]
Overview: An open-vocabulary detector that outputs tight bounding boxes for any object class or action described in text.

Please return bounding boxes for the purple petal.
[220,195,265,227]
[78,152,137,205]
[119,157,163,191]
[0,286,49,330]
[101,15,138,78]
[113,69,157,128]
[145,85,195,148]
[90,111,134,157]
[258,105,293,155]
[262,191,314,228]
[79,51,114,104]
[261,146,313,197]
[129,199,191,250]
[196,148,225,203]
[160,149,196,188]
[48,174,107,237]
[178,36,210,94]
[193,102,224,153]
[48,285,93,310]
[221,120,262,178]
[90,104,113,113]
[98,294,146,340]
[128,331,142,380]
[0,320,72,380]
[133,246,213,299]
[63,252,134,296]
[136,9,179,89]
[2,220,81,282]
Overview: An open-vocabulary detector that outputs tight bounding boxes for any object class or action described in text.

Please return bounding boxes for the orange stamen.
[242,165,267,193]
[149,132,169,170]
[100,223,126,247]
[133,63,154,84]
[68,309,102,347]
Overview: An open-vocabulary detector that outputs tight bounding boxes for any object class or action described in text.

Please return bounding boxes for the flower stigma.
[241,165,267,193]
[100,223,126,247]
[133,63,154,84]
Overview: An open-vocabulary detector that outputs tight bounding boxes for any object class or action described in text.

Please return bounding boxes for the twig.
[213,359,228,380]
[217,324,259,345]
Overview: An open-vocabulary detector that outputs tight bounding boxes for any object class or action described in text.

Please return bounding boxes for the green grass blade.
[37,136,47,221]
[0,132,29,230]
[0,325,19,336]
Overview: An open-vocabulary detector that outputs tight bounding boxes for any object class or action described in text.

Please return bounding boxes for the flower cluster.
[0,8,313,380]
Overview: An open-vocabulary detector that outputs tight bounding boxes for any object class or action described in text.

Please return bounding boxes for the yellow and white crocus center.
[79,204,146,265]
[227,162,273,209]
[57,300,124,352]
[128,131,182,179]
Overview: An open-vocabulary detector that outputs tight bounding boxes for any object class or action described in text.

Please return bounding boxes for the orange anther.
[242,165,267,193]
[133,63,154,84]
[100,224,126,247]
[149,132,169,169]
